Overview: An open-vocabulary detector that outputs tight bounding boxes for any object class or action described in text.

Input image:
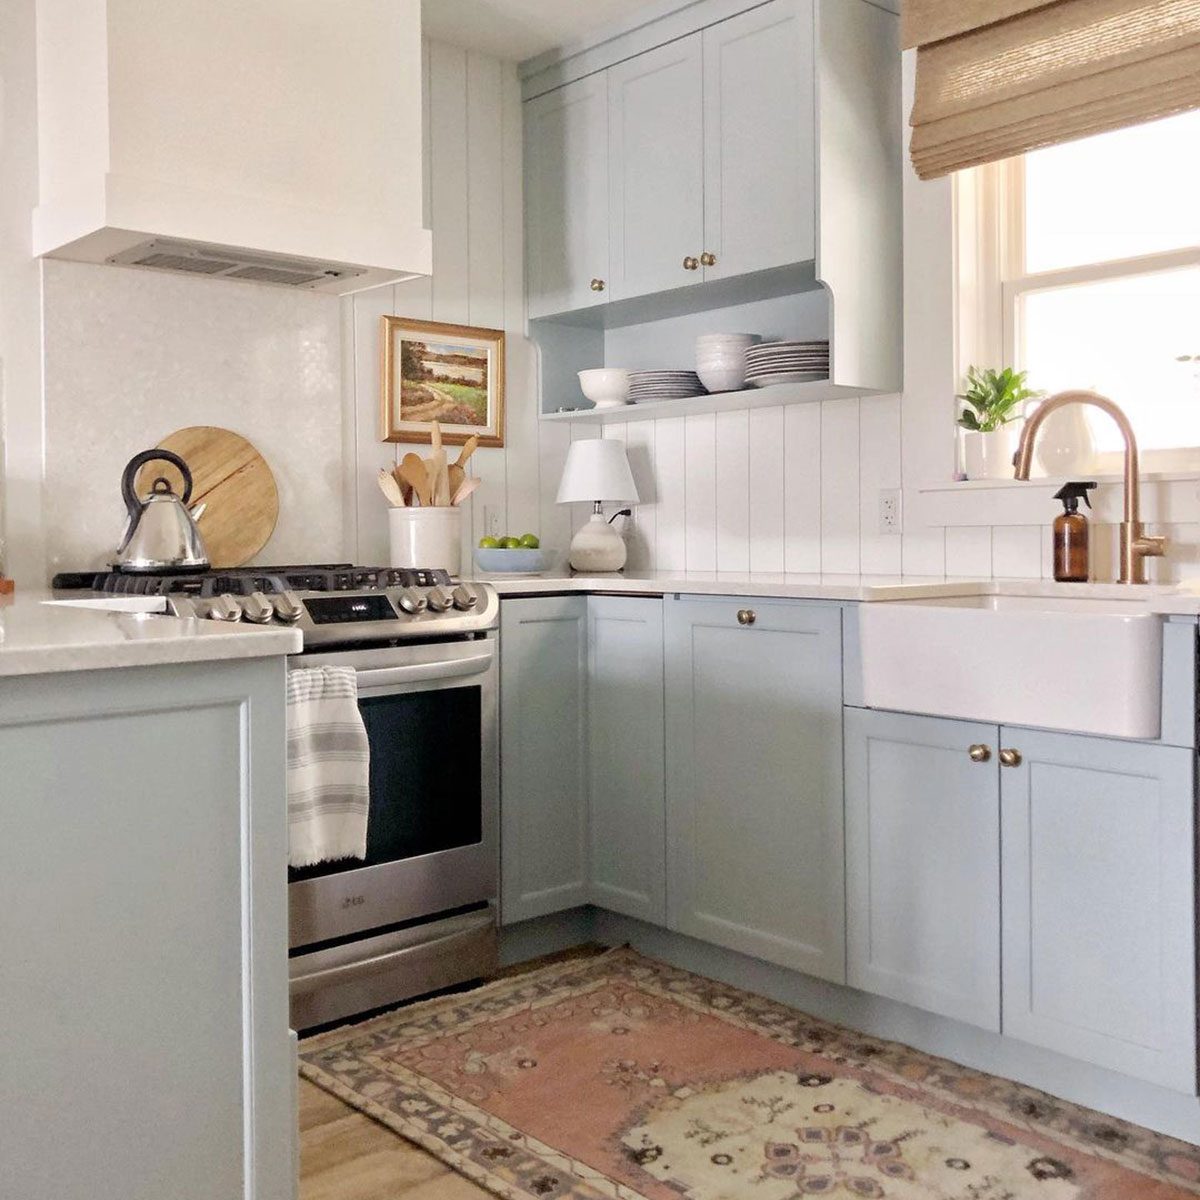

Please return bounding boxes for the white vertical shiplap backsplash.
[340,42,1200,587]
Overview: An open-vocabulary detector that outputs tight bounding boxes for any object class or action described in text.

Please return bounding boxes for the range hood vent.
[108,239,367,290]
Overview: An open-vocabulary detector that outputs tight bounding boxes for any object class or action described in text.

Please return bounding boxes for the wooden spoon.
[447,463,466,502]
[455,434,479,469]
[377,468,406,507]
[424,449,449,505]
[391,464,414,506]
[398,453,432,507]
[452,476,482,506]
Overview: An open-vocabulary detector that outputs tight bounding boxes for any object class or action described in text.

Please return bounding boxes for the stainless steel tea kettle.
[115,449,211,573]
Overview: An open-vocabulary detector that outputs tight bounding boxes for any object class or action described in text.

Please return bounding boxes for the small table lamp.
[556,438,641,572]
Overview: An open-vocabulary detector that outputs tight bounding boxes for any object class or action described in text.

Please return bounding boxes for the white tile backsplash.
[42,259,343,574]
[945,527,993,577]
[991,526,1042,579]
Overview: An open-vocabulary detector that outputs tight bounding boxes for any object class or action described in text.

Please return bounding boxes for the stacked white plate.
[744,340,830,387]
[695,333,759,393]
[627,370,707,403]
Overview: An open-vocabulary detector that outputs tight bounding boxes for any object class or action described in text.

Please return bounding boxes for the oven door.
[287,635,498,949]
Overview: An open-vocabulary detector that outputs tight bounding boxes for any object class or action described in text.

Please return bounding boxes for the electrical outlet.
[879,488,902,535]
[483,505,502,540]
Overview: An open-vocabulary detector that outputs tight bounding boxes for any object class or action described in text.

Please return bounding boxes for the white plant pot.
[961,427,1018,480]
[388,507,462,575]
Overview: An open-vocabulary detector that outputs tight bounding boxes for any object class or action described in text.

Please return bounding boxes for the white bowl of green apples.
[474,533,554,575]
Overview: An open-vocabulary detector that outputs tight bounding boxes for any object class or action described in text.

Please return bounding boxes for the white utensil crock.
[389,507,462,575]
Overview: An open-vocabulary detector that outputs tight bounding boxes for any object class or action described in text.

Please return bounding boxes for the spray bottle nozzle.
[1052,480,1097,513]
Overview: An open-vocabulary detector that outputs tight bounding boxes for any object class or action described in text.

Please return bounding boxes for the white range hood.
[32,0,431,294]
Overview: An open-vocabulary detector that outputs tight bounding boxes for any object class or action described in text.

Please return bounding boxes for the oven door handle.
[352,653,493,690]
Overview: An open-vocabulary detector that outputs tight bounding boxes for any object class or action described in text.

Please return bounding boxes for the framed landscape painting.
[381,316,506,447]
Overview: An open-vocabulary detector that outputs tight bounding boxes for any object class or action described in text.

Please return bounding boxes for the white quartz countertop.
[469,570,1200,615]
[0,594,301,678]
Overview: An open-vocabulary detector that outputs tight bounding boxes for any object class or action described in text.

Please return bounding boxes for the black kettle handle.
[121,449,194,522]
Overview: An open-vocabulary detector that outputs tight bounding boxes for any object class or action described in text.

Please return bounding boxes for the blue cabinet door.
[1000,727,1196,1092]
[665,596,845,980]
[607,34,705,301]
[588,596,666,923]
[525,74,610,318]
[845,709,1001,1030]
[500,597,589,924]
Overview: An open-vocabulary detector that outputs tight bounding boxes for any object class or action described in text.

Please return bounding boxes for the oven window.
[289,684,482,882]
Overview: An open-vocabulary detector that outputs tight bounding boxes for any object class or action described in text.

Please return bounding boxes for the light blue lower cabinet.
[588,596,667,924]
[0,658,293,1200]
[665,597,846,982]
[844,708,1001,1030]
[500,596,590,924]
[1000,727,1197,1092]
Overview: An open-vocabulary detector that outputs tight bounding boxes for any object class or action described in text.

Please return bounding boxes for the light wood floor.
[299,1077,491,1200]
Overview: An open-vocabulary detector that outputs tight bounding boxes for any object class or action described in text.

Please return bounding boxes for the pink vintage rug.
[299,947,1200,1199]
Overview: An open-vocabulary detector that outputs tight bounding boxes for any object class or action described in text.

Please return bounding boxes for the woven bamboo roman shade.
[905,0,1200,179]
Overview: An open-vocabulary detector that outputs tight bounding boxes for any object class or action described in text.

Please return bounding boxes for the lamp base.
[568,513,627,572]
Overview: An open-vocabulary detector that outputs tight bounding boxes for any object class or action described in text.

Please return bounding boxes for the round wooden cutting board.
[136,426,279,568]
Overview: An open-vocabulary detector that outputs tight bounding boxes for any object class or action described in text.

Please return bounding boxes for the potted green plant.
[957,366,1042,480]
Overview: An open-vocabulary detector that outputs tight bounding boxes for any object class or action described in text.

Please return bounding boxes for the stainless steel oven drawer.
[289,906,498,1031]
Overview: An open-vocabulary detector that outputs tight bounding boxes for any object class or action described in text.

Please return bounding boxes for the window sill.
[915,472,1200,527]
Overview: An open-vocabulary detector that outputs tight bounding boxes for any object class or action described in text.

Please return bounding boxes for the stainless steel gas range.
[54,564,501,1029]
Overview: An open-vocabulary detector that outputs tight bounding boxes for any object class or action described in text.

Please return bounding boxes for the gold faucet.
[1013,390,1165,584]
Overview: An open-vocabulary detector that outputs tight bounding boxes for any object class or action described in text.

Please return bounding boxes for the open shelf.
[539,378,859,424]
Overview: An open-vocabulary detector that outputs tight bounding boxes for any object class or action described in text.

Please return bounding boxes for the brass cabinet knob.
[700,251,717,266]
[590,278,606,292]
[968,744,992,763]
[737,609,756,626]
[683,256,700,271]
[999,748,1023,768]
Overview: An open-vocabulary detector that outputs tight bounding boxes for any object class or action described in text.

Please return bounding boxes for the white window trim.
[959,158,1200,476]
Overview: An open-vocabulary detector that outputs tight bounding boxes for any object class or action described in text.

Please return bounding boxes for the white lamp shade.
[555,438,640,505]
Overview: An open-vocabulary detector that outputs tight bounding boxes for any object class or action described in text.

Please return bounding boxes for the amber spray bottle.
[1052,481,1097,582]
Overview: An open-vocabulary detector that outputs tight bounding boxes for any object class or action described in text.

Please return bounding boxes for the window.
[964,109,1200,470]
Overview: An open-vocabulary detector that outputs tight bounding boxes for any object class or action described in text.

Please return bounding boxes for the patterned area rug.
[299,947,1200,1200]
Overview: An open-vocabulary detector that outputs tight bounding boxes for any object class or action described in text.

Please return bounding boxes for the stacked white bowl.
[695,333,760,393]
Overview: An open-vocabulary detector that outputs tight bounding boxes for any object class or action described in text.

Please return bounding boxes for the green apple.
[500,536,521,549]
[478,536,500,549]
[518,533,540,549]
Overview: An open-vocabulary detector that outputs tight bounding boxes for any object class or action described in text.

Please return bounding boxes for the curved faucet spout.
[1012,389,1164,583]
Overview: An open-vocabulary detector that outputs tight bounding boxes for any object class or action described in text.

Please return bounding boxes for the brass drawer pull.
[590,278,606,292]
[737,609,756,626]
[683,256,700,271]
[999,748,1023,768]
[700,251,716,266]
[968,744,992,763]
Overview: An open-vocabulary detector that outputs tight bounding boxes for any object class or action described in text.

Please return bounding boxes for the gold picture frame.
[380,316,506,448]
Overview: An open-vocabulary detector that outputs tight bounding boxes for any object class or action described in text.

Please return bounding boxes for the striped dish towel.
[286,666,370,869]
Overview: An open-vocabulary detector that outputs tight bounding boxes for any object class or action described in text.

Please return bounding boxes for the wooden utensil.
[391,465,414,506]
[398,453,432,507]
[425,450,450,505]
[377,469,406,507]
[451,476,482,506]
[137,426,278,567]
[454,434,479,469]
[447,463,466,502]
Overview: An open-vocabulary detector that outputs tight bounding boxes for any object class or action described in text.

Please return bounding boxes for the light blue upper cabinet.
[525,74,610,319]
[500,596,589,924]
[607,35,706,301]
[702,0,815,280]
[587,596,667,924]
[1000,728,1196,1093]
[845,709,1001,1031]
[665,597,845,981]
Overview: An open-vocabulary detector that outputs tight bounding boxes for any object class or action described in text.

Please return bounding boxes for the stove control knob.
[425,586,453,613]
[242,591,275,625]
[397,587,428,615]
[273,590,304,624]
[208,594,243,622]
[451,585,478,612]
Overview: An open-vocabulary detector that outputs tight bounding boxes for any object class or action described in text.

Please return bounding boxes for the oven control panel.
[167,581,499,647]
